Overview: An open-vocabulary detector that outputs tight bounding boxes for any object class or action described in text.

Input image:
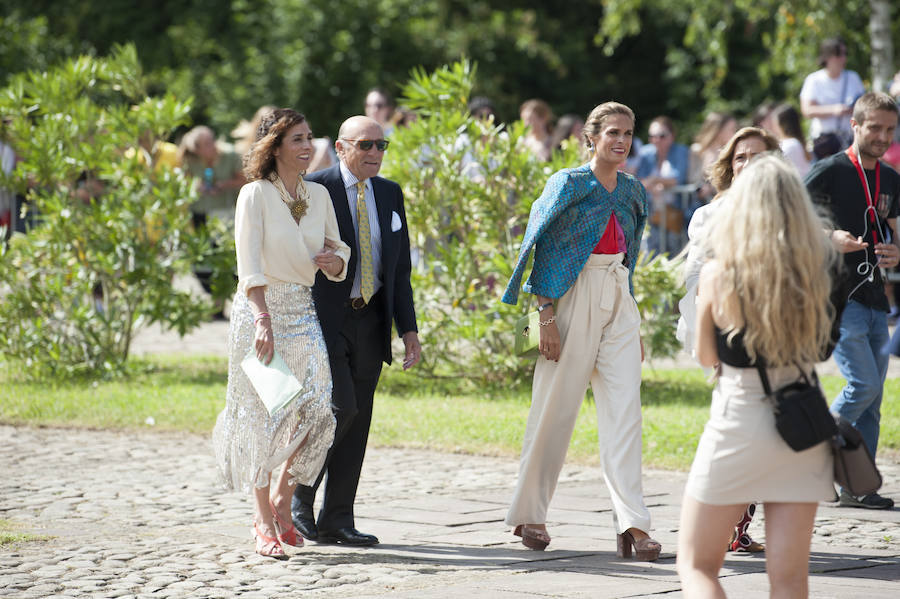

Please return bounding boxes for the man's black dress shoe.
[291,511,318,541]
[317,527,379,546]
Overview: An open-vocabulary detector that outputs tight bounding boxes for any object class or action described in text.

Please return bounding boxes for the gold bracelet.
[538,315,557,327]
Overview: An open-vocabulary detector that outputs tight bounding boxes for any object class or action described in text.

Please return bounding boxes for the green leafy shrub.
[0,45,213,377]
[632,251,686,363]
[382,60,685,384]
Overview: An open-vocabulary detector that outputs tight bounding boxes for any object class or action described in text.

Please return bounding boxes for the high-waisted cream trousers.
[506,253,651,534]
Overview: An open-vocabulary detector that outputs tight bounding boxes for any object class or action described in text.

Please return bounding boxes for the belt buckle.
[350,297,367,310]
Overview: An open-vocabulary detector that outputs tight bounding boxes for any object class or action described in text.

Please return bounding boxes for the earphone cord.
[847,146,885,300]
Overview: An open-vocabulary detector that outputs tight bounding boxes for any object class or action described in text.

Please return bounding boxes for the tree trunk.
[869,0,894,92]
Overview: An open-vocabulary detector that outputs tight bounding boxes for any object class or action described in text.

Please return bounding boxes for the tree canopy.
[2,1,897,141]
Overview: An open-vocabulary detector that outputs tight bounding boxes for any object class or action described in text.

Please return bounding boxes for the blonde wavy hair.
[704,155,837,366]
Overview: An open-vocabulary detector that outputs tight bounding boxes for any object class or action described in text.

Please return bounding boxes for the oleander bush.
[0,45,220,377]
[382,60,684,384]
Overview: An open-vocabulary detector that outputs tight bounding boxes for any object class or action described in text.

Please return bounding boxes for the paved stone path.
[1,424,898,598]
[2,319,899,597]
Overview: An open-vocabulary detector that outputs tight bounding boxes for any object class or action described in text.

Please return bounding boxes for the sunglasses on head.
[341,138,390,151]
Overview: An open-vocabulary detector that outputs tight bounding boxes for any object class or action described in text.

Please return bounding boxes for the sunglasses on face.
[341,138,390,151]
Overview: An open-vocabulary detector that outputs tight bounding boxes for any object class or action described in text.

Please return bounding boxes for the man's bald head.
[335,115,387,181]
[338,116,382,141]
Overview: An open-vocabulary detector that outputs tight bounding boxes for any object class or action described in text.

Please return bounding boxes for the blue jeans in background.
[830,300,889,458]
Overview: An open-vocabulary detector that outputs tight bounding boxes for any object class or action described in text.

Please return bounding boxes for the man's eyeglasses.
[648,132,669,140]
[341,138,390,151]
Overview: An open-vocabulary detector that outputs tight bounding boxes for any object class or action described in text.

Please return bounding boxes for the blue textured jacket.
[502,164,648,305]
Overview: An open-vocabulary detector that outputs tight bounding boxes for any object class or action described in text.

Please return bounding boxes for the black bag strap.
[755,363,815,396]
[755,364,772,396]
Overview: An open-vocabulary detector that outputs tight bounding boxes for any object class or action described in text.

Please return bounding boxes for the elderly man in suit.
[292,115,421,545]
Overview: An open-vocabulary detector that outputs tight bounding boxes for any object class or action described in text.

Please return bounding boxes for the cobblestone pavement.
[2,318,898,597]
[1,424,899,598]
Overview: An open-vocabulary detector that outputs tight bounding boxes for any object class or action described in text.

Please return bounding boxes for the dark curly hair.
[242,108,307,181]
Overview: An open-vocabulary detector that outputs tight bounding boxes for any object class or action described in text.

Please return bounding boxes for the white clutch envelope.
[240,349,303,415]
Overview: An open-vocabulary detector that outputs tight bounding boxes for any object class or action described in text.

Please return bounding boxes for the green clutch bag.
[514,311,540,357]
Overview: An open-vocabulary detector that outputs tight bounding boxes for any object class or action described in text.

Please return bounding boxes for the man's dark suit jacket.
[305,165,417,358]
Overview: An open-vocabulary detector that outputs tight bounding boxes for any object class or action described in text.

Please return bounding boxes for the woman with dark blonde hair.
[503,101,660,560]
[677,155,840,597]
[705,127,781,196]
[213,108,349,558]
[677,126,780,554]
[680,126,781,355]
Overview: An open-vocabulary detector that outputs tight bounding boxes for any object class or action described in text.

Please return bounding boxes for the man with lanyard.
[806,91,900,509]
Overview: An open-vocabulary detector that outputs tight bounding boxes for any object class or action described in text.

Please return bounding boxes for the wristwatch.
[537,301,554,313]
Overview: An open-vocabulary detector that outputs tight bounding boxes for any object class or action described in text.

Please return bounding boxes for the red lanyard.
[845,146,881,245]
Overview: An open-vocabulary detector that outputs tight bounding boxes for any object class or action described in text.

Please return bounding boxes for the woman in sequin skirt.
[212,109,349,559]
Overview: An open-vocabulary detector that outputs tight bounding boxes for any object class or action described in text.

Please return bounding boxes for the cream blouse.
[235,178,350,296]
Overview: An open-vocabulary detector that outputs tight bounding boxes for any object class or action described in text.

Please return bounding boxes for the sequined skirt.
[213,282,336,492]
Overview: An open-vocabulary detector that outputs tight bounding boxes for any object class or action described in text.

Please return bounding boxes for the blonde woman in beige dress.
[677,155,839,597]
[213,109,349,559]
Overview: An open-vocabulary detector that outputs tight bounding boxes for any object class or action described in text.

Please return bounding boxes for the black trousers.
[294,292,384,530]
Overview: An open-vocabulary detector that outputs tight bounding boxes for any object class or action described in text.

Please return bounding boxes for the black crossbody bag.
[756,365,837,451]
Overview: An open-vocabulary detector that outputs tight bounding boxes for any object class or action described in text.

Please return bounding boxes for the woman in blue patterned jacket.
[502,102,660,560]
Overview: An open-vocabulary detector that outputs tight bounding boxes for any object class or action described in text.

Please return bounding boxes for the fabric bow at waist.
[584,255,629,311]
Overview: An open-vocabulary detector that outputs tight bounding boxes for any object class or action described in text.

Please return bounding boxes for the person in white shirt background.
[800,37,866,150]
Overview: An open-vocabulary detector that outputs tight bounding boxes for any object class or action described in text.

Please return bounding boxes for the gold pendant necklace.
[270,172,309,222]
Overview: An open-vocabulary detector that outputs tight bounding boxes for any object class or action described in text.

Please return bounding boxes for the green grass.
[2,356,899,471]
[371,368,716,470]
[0,356,225,433]
[0,519,45,547]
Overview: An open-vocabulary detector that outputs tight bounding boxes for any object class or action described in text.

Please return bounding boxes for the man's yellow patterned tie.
[356,180,375,303]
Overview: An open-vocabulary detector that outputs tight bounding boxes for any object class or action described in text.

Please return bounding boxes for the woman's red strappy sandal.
[269,499,303,547]
[253,521,287,559]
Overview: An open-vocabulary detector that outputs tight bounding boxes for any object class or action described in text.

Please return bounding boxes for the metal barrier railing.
[652,183,698,255]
